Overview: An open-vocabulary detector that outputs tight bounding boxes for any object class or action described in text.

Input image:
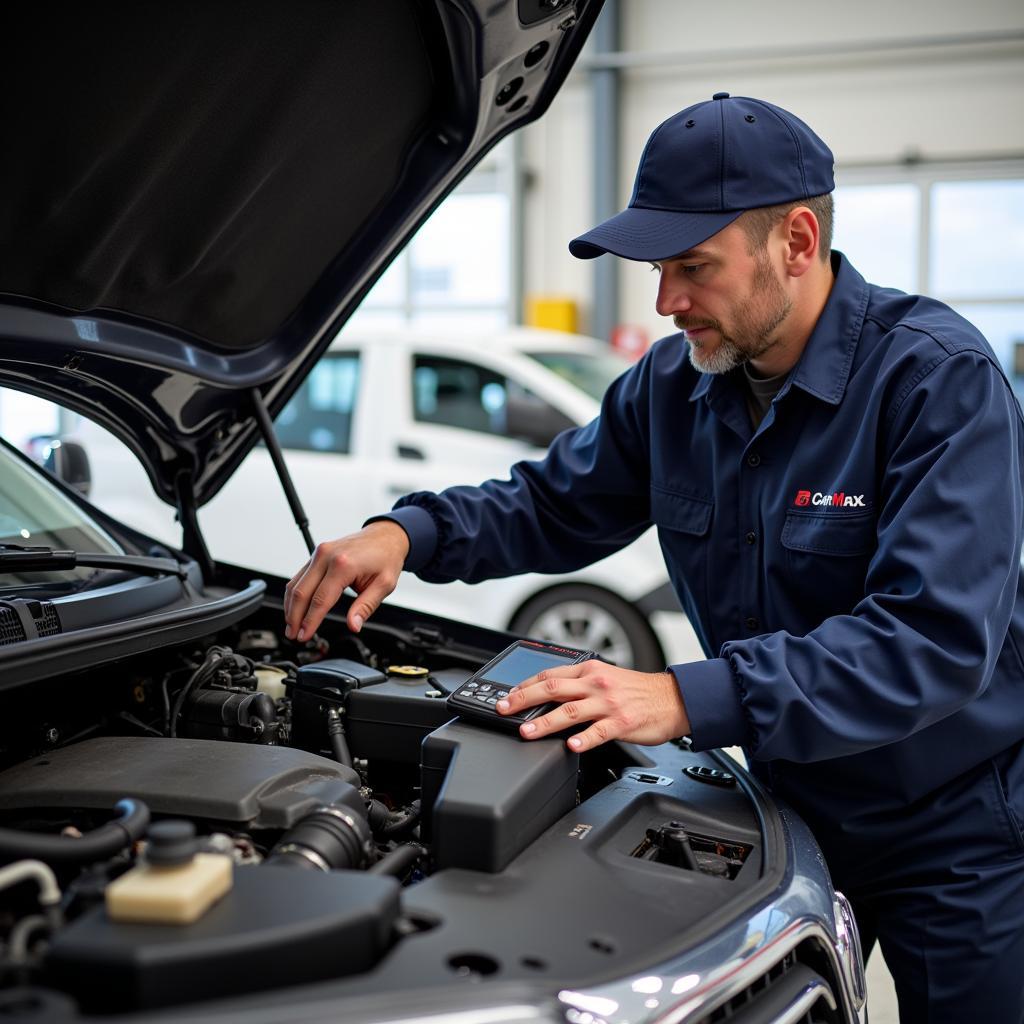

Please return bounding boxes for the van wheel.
[509,585,664,672]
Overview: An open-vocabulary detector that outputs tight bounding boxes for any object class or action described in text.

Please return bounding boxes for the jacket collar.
[688,251,869,406]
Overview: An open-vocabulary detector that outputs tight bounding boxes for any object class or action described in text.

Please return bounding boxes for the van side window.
[412,355,510,436]
[274,353,359,453]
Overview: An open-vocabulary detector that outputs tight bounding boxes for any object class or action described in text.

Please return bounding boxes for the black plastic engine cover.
[346,673,467,763]
[420,720,579,873]
[0,737,361,830]
[45,864,400,1011]
[291,658,388,752]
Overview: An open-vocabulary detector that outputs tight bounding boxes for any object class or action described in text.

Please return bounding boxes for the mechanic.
[284,95,1024,1020]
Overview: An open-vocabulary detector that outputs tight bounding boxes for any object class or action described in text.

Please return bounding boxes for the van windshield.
[527,350,631,401]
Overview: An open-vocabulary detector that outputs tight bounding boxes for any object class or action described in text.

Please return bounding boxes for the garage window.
[345,143,514,333]
[834,168,1024,402]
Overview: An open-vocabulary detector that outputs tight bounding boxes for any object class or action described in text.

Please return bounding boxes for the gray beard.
[686,333,747,374]
[678,254,792,375]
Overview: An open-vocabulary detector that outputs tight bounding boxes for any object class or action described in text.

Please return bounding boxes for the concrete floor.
[866,949,900,1022]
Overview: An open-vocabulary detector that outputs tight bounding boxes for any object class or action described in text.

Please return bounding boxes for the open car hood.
[0,0,600,508]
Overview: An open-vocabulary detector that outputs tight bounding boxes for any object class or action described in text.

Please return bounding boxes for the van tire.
[509,585,664,672]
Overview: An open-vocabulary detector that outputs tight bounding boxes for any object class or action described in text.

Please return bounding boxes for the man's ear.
[779,207,819,278]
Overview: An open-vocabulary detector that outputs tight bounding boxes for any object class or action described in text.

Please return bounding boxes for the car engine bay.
[0,587,770,1020]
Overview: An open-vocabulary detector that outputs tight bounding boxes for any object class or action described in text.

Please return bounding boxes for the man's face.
[651,221,792,375]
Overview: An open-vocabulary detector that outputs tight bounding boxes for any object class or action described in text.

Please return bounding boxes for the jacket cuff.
[668,656,749,751]
[364,506,437,573]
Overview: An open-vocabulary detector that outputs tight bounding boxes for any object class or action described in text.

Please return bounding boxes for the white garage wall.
[522,0,1024,344]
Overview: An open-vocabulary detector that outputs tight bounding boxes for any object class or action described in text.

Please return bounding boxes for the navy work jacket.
[383,254,1024,824]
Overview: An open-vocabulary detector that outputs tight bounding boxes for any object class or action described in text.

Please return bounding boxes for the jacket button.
[746,453,761,467]
[745,616,760,631]
[745,531,757,545]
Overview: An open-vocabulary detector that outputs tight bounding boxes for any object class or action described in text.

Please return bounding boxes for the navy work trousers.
[788,740,1024,1022]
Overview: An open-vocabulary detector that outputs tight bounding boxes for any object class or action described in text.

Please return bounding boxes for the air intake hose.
[266,791,372,872]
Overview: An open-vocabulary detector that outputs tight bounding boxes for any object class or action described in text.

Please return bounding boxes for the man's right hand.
[283,520,410,641]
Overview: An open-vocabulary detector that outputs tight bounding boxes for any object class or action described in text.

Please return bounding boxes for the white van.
[70,327,702,670]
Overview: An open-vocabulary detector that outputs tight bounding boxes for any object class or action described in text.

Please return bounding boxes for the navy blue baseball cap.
[569,93,835,261]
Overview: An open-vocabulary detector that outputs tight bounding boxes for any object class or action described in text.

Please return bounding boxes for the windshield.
[0,442,123,590]
[527,350,632,401]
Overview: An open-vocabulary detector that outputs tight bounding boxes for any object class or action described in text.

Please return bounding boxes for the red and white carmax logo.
[794,490,866,508]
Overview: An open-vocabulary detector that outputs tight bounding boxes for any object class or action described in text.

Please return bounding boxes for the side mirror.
[504,393,576,450]
[29,436,93,498]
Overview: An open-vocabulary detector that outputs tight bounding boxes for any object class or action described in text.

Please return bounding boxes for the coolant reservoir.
[106,821,232,925]
[254,665,288,701]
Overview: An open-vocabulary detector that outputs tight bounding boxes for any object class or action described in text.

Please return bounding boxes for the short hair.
[739,193,833,263]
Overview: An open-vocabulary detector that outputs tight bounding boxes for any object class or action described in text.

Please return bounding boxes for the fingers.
[495,665,687,752]
[517,697,614,744]
[497,663,590,713]
[283,558,311,628]
[562,721,618,753]
[284,522,409,641]
[345,573,398,633]
[495,662,614,746]
[284,544,357,641]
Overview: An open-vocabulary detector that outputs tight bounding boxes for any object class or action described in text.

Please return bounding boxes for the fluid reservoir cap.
[147,820,198,867]
[388,665,430,678]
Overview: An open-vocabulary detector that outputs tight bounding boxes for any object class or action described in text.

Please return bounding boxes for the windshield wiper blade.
[0,544,189,580]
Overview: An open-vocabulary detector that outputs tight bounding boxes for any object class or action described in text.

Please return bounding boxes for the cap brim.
[568,207,744,261]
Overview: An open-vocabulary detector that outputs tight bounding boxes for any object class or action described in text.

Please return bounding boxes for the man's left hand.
[496,661,690,752]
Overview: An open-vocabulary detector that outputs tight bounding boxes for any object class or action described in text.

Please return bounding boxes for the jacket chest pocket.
[651,487,713,536]
[780,509,876,616]
[650,486,713,620]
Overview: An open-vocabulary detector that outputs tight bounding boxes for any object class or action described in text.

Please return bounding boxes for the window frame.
[351,139,520,330]
[834,159,1024,308]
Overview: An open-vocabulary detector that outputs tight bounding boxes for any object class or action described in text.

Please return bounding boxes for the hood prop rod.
[173,470,215,582]
[250,387,315,555]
